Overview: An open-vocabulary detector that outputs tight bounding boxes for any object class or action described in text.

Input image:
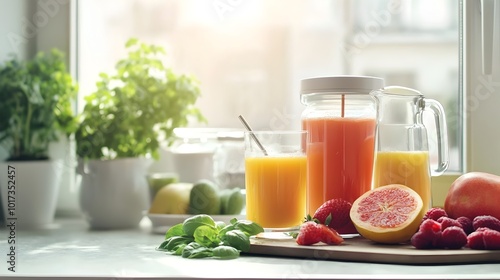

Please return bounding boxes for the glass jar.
[300,76,384,234]
[169,128,219,184]
[212,131,245,190]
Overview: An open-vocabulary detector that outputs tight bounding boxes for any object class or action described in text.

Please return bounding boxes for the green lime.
[188,179,221,215]
[147,173,179,199]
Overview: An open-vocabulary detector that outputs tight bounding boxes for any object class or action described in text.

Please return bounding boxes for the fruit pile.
[149,179,245,215]
[411,208,500,250]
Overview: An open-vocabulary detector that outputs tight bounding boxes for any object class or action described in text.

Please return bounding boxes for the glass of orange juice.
[244,131,307,231]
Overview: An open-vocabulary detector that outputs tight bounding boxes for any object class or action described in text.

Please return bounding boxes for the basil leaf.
[222,229,250,252]
[193,225,220,248]
[181,242,213,259]
[183,214,216,237]
[157,239,170,251]
[215,221,226,231]
[218,224,236,237]
[233,220,264,237]
[212,246,240,259]
[173,243,187,255]
[165,223,185,239]
[166,236,194,251]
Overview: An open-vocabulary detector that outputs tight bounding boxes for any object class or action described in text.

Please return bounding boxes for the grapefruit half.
[350,184,424,244]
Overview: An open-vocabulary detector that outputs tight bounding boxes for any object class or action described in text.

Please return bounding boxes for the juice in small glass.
[244,131,307,230]
[372,151,431,211]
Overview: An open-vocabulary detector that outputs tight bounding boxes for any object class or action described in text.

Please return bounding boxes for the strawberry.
[296,221,344,246]
[317,224,344,245]
[296,221,322,245]
[312,198,352,230]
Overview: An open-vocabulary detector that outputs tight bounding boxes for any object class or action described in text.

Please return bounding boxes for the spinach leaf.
[183,214,216,237]
[212,246,240,259]
[233,220,264,236]
[218,224,236,237]
[157,239,170,251]
[193,225,220,248]
[181,242,213,259]
[165,223,185,239]
[215,221,226,231]
[222,229,250,252]
[165,236,194,251]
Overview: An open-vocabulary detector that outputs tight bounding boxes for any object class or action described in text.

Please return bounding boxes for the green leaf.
[181,242,213,259]
[232,220,265,237]
[193,225,220,248]
[182,214,216,237]
[222,230,250,252]
[165,223,185,239]
[165,236,194,251]
[212,246,240,259]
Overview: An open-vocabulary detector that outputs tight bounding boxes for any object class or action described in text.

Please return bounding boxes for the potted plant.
[0,49,78,229]
[75,38,205,229]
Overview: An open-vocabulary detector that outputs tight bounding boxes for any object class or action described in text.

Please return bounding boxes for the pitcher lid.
[383,86,423,96]
[300,76,384,95]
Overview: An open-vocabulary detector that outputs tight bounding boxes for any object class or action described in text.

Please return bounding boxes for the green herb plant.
[75,38,205,160]
[157,214,264,259]
[0,50,78,161]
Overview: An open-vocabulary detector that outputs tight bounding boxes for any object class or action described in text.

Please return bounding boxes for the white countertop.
[0,217,500,280]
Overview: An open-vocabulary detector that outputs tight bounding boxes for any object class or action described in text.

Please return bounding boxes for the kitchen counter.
[0,217,500,280]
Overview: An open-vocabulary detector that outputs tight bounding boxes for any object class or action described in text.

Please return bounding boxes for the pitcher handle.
[424,99,449,176]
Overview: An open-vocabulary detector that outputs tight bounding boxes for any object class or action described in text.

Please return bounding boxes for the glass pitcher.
[371,86,449,211]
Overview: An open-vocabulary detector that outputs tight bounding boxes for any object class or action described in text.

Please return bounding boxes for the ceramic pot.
[78,157,152,229]
[0,160,63,229]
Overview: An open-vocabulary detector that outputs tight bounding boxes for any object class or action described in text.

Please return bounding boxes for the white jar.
[170,128,218,184]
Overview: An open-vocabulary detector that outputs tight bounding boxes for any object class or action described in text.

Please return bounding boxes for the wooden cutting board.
[248,235,500,264]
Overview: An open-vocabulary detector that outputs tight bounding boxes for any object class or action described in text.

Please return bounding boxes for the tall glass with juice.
[371,86,449,211]
[244,131,307,230]
[300,76,384,234]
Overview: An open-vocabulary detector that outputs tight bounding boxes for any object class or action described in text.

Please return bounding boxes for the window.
[77,0,461,174]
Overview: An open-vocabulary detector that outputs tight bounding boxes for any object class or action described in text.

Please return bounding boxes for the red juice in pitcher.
[303,117,376,214]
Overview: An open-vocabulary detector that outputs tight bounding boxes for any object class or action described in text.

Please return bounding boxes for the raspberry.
[472,215,500,232]
[483,228,500,250]
[423,207,448,221]
[412,219,442,249]
[419,219,442,237]
[437,217,462,230]
[441,226,467,249]
[411,232,434,249]
[467,230,485,249]
[456,216,474,235]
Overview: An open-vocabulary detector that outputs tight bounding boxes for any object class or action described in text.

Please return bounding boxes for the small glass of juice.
[244,131,307,232]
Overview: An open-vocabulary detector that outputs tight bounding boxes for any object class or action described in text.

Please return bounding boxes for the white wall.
[0,0,35,61]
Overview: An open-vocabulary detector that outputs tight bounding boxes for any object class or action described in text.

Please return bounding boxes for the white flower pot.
[0,160,63,229]
[78,157,152,229]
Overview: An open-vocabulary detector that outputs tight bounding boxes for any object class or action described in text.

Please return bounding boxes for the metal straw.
[238,115,268,156]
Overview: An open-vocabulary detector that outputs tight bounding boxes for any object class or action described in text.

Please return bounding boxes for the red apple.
[444,172,500,220]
